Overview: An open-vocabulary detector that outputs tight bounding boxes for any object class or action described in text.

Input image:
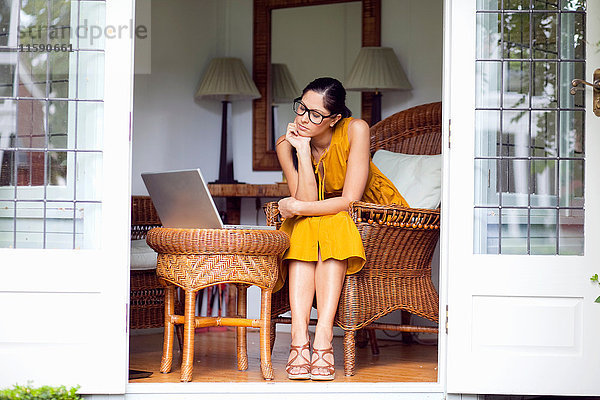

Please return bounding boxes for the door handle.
[571,68,600,117]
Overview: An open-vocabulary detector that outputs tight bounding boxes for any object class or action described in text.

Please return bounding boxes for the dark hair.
[302,77,352,119]
[291,77,352,170]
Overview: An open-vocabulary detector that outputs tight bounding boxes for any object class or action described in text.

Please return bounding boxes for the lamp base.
[209,178,243,185]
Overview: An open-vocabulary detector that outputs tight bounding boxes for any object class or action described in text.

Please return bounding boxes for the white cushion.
[372,150,442,209]
[130,239,157,270]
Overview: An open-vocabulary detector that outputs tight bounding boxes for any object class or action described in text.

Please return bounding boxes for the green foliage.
[0,382,81,400]
[591,274,600,303]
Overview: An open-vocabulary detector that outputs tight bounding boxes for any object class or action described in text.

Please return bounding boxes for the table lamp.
[195,57,261,184]
[344,47,412,125]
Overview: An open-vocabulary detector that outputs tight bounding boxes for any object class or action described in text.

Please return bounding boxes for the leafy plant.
[591,274,600,303]
[0,382,81,400]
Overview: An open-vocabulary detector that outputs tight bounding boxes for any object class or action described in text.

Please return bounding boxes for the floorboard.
[129,329,438,383]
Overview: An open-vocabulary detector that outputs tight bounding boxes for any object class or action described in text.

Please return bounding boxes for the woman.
[275,77,408,381]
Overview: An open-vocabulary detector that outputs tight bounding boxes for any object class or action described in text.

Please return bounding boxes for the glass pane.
[531,111,557,157]
[477,0,501,10]
[15,201,44,249]
[16,99,47,149]
[0,150,16,189]
[78,51,104,100]
[503,13,530,59]
[533,0,559,10]
[48,150,68,186]
[476,61,502,108]
[561,12,585,59]
[559,159,584,207]
[504,0,530,10]
[531,159,557,206]
[75,202,100,249]
[501,208,528,254]
[76,102,103,150]
[48,100,69,149]
[20,0,49,47]
[476,110,501,157]
[477,13,501,59]
[500,159,529,206]
[18,52,47,98]
[475,159,500,206]
[79,1,106,50]
[0,1,12,47]
[559,110,584,157]
[46,201,75,249]
[562,0,585,11]
[474,208,499,254]
[502,110,529,157]
[560,61,585,108]
[559,208,583,255]
[504,61,530,108]
[0,50,17,96]
[530,208,557,254]
[532,13,558,59]
[49,50,72,99]
[0,200,15,248]
[15,151,45,195]
[75,151,102,201]
[532,61,558,108]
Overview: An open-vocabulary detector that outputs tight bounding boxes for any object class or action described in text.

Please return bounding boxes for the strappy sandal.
[286,341,311,380]
[310,347,335,381]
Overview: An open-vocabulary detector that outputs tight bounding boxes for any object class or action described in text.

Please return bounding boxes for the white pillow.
[130,239,157,270]
[372,150,442,209]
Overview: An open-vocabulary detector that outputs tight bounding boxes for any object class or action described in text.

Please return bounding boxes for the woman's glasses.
[292,98,335,125]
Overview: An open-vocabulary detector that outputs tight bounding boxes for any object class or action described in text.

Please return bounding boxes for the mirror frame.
[252,0,381,171]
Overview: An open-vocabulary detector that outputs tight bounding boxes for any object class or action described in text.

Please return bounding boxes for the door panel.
[446,0,600,395]
[0,0,134,393]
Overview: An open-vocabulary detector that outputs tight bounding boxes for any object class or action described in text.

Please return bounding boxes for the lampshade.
[271,63,300,104]
[195,57,261,101]
[345,47,412,92]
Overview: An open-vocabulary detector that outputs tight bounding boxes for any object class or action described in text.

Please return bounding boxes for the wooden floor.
[129,329,438,383]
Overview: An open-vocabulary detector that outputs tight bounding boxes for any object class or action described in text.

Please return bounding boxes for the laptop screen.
[141,169,224,229]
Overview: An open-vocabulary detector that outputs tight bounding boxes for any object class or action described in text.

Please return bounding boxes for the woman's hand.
[285,122,311,152]
[278,196,300,219]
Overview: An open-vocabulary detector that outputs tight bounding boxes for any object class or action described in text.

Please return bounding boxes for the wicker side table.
[146,227,289,382]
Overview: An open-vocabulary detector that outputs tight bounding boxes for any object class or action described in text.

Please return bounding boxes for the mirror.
[252,0,381,171]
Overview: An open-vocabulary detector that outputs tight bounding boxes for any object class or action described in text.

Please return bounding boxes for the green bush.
[592,274,600,303]
[0,383,81,400]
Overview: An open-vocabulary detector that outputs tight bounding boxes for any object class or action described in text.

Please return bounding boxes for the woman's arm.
[278,119,370,218]
[275,123,319,201]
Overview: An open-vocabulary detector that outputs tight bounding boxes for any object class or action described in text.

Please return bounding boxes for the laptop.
[141,169,274,230]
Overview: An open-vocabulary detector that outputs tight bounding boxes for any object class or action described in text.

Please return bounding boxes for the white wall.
[132,0,443,193]
[131,0,443,322]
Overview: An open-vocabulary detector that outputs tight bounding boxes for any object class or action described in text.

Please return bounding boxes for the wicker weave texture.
[130,195,164,330]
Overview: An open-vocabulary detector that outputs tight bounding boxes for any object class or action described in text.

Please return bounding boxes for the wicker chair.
[130,196,183,347]
[264,101,442,376]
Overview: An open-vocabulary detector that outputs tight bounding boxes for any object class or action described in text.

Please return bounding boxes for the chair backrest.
[369,101,442,156]
[131,195,162,240]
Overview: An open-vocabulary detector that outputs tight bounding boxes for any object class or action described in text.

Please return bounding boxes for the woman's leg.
[287,259,316,374]
[312,257,347,374]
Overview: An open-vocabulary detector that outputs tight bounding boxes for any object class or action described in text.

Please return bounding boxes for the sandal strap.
[311,347,335,373]
[286,342,311,373]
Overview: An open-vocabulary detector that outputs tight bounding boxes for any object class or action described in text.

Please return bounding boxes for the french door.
[0,0,134,393]
[445,0,600,395]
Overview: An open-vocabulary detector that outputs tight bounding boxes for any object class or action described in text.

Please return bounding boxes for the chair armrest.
[349,201,440,230]
[263,201,283,229]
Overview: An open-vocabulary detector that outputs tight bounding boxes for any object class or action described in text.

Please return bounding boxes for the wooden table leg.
[160,283,176,374]
[180,289,197,382]
[259,288,274,380]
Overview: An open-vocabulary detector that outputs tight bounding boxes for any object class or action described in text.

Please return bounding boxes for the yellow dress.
[275,117,408,292]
